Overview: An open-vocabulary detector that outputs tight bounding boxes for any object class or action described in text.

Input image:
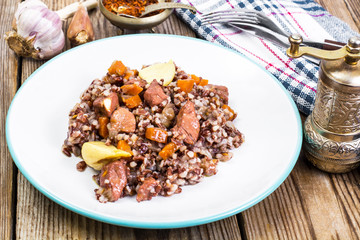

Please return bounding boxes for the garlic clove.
[67,3,95,46]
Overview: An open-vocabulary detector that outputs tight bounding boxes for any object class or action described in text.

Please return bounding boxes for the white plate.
[6,34,302,229]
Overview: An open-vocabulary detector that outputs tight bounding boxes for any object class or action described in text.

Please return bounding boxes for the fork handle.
[323,39,346,50]
[302,39,346,50]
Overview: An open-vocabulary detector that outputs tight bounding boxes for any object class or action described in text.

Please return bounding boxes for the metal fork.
[201,9,344,50]
[202,9,288,38]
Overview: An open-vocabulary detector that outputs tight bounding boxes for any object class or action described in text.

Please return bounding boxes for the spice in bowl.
[102,0,163,17]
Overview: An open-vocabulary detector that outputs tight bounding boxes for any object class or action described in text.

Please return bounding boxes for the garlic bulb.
[5,0,65,60]
[5,0,98,60]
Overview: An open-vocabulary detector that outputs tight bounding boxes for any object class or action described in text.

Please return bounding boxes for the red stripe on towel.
[259,38,296,72]
[276,0,309,38]
[225,0,235,9]
[210,26,317,93]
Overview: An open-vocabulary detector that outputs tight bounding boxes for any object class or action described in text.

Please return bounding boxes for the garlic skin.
[67,3,95,46]
[5,0,65,60]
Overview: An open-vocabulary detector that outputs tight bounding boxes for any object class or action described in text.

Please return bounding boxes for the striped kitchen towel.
[174,0,359,115]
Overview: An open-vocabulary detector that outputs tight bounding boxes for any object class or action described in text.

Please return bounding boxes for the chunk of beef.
[99,160,127,202]
[207,84,229,104]
[171,101,200,145]
[136,177,160,202]
[110,107,136,133]
[143,80,168,107]
[93,92,119,117]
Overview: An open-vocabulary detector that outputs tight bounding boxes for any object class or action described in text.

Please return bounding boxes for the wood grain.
[292,155,356,239]
[316,0,359,32]
[242,155,314,240]
[330,170,360,239]
[243,155,360,239]
[341,0,360,31]
[14,1,241,239]
[0,1,21,240]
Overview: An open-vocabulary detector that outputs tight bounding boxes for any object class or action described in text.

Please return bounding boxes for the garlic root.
[67,3,95,46]
[5,31,38,59]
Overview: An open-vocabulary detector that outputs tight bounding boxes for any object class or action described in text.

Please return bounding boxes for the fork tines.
[201,10,259,25]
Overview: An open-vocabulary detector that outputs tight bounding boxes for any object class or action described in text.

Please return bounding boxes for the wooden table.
[1,0,360,239]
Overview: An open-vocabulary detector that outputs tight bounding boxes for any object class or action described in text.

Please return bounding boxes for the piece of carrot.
[122,95,142,109]
[108,60,126,76]
[159,142,178,159]
[121,84,143,95]
[117,140,133,155]
[145,128,168,143]
[98,116,109,138]
[177,79,195,93]
[222,104,236,121]
[198,79,208,86]
[190,74,201,85]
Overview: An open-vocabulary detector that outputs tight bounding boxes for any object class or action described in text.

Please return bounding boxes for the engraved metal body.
[287,35,360,173]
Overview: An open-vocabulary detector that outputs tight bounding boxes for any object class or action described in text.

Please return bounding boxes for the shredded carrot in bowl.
[103,0,163,17]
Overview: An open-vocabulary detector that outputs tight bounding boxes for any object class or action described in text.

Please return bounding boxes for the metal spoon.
[118,2,197,18]
[140,2,197,17]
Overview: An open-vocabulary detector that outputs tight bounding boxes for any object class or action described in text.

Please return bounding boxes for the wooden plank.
[242,151,358,239]
[15,1,242,239]
[156,14,197,37]
[343,0,360,31]
[316,0,360,32]
[242,154,315,239]
[290,154,356,239]
[330,171,360,239]
[133,217,241,240]
[0,1,21,240]
[17,174,137,239]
